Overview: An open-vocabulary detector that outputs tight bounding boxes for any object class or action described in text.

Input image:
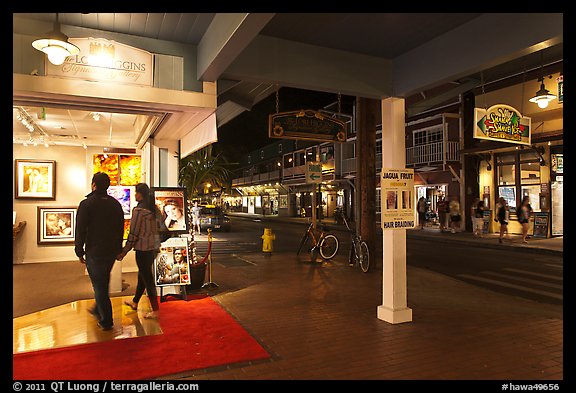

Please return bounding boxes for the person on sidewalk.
[191,200,202,235]
[116,183,162,319]
[496,197,509,244]
[437,195,448,232]
[518,196,533,243]
[75,172,125,331]
[472,198,485,237]
[448,196,461,234]
[417,196,427,229]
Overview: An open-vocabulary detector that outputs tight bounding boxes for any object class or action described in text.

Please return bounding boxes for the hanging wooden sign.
[473,104,531,146]
[269,110,347,142]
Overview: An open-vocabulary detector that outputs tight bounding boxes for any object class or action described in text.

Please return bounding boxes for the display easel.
[160,284,188,302]
[158,234,192,302]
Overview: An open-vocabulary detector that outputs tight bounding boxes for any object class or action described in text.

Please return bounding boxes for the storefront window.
[499,186,516,212]
[320,145,334,162]
[294,151,305,166]
[497,154,516,185]
[521,185,540,211]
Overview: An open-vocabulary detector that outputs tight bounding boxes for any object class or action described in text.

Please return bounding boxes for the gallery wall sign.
[46,37,154,87]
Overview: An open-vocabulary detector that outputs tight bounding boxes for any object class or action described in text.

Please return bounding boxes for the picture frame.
[37,206,76,245]
[107,185,136,218]
[15,159,56,199]
[151,187,189,235]
[155,237,191,287]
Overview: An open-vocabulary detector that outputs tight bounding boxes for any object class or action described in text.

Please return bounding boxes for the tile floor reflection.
[13,296,162,354]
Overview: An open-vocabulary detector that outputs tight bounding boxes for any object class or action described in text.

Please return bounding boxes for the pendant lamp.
[32,13,80,66]
[529,78,557,109]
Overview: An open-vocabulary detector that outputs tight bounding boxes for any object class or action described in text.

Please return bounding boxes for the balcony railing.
[406,141,459,166]
[233,141,460,185]
[232,170,280,187]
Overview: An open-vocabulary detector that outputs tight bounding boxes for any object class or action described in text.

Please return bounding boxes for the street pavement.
[166,212,565,382]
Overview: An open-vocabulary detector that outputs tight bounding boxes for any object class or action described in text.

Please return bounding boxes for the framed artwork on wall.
[151,187,189,235]
[37,206,76,245]
[107,185,136,218]
[15,159,56,200]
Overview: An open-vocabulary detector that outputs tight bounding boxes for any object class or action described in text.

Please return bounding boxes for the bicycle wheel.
[358,241,370,273]
[348,240,357,266]
[319,234,339,260]
[297,232,309,255]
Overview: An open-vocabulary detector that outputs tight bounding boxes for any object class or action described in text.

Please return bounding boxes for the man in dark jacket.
[75,172,124,331]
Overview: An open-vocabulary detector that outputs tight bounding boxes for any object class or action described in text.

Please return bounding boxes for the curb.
[229,213,562,257]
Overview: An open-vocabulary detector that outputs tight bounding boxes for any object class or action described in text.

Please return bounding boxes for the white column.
[377,97,413,324]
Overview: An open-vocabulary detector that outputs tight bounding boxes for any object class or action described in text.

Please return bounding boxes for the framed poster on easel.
[155,237,191,287]
[151,187,190,235]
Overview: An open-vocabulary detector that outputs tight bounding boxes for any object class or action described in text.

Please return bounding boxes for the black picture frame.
[151,187,189,235]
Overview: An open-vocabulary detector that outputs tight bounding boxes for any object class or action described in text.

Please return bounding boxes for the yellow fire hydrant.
[261,228,276,253]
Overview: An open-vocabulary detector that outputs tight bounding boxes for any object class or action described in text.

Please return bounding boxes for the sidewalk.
[13,212,564,382]
[226,211,563,256]
[171,212,563,380]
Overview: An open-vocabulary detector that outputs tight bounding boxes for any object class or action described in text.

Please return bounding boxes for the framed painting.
[15,159,56,199]
[155,237,191,286]
[92,154,119,186]
[151,187,189,234]
[37,206,76,245]
[119,155,142,186]
[107,185,136,218]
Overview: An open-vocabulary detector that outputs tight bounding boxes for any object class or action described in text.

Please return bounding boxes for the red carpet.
[13,296,270,380]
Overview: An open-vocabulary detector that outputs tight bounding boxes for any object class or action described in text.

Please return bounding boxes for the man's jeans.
[85,255,116,327]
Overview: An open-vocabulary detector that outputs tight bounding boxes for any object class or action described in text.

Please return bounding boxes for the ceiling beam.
[197,13,275,81]
[406,79,479,117]
[223,35,393,99]
[393,13,563,97]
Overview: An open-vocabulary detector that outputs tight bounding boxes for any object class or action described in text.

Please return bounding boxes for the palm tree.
[178,145,235,199]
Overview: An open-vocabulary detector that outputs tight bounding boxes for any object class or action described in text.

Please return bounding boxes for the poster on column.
[381,168,415,230]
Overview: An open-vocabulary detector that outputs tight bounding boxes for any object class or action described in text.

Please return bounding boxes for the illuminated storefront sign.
[46,38,153,86]
[474,104,531,146]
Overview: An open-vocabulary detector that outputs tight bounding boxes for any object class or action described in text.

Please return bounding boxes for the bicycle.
[296,220,339,261]
[341,214,370,273]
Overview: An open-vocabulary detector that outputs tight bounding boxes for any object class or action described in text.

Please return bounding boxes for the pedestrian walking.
[74,172,124,331]
[437,195,448,232]
[495,197,509,244]
[518,196,533,243]
[448,196,461,233]
[191,200,202,235]
[472,198,485,237]
[417,196,427,229]
[116,183,162,319]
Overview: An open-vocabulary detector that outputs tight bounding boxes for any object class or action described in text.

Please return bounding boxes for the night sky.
[214,87,354,164]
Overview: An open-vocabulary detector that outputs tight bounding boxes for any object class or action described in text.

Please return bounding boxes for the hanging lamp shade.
[32,17,80,66]
[529,79,557,109]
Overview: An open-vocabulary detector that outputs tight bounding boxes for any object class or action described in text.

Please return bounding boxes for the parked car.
[199,205,231,232]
